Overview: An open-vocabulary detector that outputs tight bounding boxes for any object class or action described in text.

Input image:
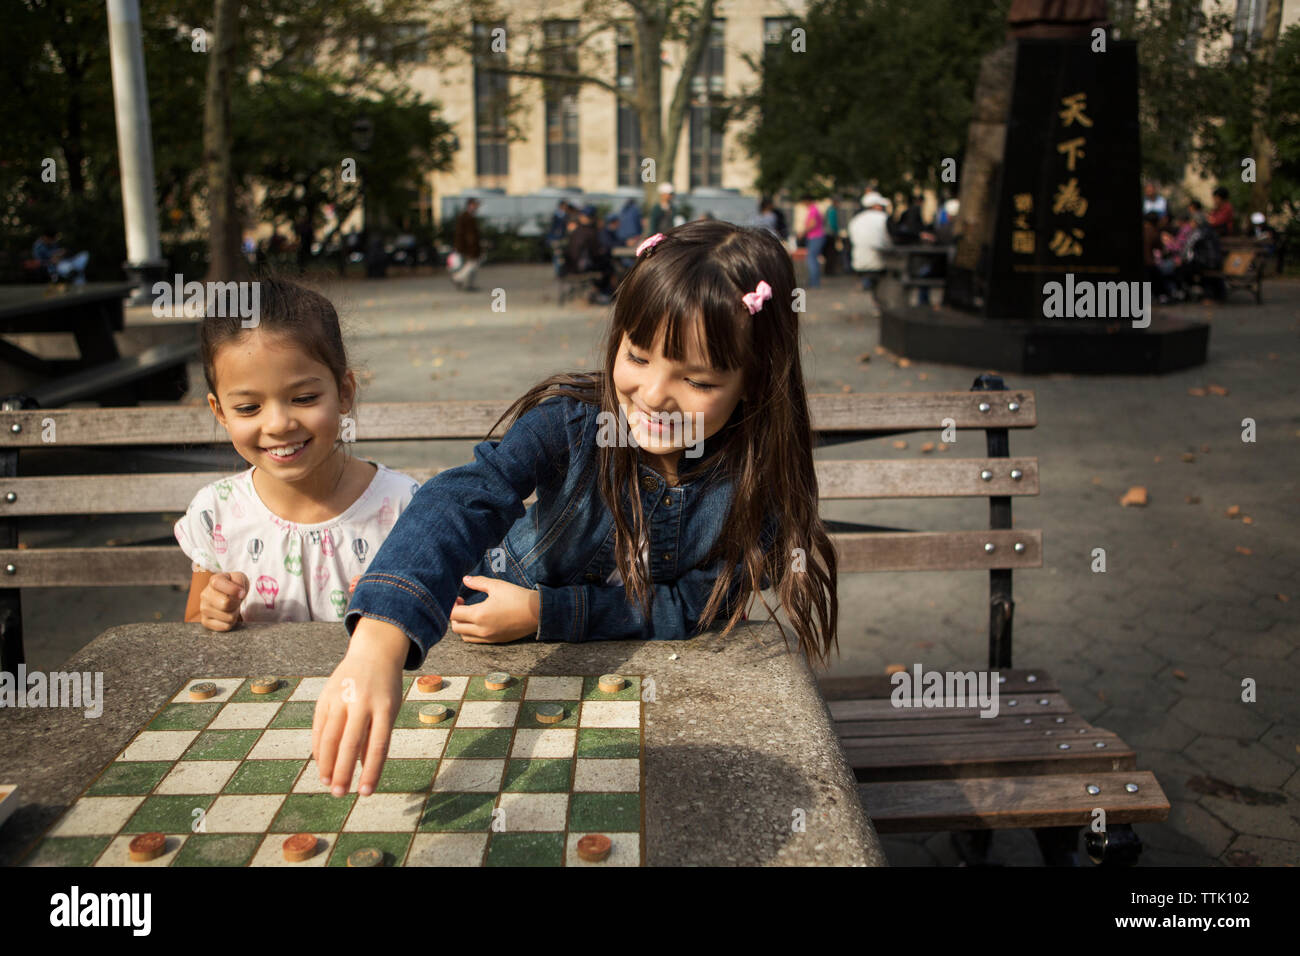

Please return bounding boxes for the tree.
[420,0,722,210]
[735,0,1011,199]
[203,0,244,280]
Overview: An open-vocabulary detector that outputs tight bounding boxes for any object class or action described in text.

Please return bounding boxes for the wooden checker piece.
[347,847,384,867]
[128,832,167,862]
[535,703,565,724]
[282,833,319,862]
[483,672,512,691]
[416,674,443,693]
[418,703,449,724]
[598,674,626,694]
[188,681,218,700]
[250,677,280,695]
[576,833,612,862]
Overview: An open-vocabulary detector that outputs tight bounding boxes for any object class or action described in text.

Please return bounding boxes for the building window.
[616,22,641,187]
[543,20,580,181]
[473,21,509,178]
[1233,0,1269,53]
[689,19,725,189]
[763,17,794,49]
[358,22,430,67]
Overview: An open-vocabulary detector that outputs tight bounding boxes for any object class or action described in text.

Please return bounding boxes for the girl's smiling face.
[207,330,355,478]
[612,324,744,475]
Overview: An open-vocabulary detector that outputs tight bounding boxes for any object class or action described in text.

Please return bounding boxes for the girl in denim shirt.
[314,220,839,796]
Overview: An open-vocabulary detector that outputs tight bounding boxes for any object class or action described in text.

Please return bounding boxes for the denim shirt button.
[662,553,672,562]
[640,474,658,492]
[584,572,600,583]
[662,495,673,507]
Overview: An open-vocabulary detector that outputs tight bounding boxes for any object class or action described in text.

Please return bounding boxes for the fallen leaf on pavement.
[1235,546,1252,555]
[1208,384,1229,396]
[1119,486,1148,507]
[892,440,908,449]
[1172,669,1187,681]
[1185,496,1200,504]
[1181,452,1195,463]
[921,442,935,453]
[1188,387,1207,396]
[1242,515,1253,524]
[857,352,872,363]
[885,663,906,675]
[1226,505,1240,517]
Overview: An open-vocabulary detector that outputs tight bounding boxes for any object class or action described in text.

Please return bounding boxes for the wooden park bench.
[816,374,1169,865]
[1199,237,1267,305]
[0,383,1169,865]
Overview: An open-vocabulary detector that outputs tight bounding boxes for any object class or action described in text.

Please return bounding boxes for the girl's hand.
[311,618,408,797]
[200,572,248,631]
[449,576,540,643]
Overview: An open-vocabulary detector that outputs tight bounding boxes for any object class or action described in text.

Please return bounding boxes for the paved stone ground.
[8,262,1298,866]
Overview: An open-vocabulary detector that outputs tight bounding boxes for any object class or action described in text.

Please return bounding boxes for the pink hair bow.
[742,280,773,315]
[635,233,666,256]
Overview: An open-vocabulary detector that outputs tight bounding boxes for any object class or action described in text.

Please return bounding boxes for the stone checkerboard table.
[0,621,885,866]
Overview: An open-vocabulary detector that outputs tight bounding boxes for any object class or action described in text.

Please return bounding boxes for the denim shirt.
[345,395,763,668]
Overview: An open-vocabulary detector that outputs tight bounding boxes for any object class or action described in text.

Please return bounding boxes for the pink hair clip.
[742,280,772,315]
[635,233,666,256]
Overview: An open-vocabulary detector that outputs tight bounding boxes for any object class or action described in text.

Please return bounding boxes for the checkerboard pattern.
[24,675,645,867]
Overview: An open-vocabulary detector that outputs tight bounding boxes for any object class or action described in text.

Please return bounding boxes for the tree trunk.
[203,0,247,282]
[635,8,665,212]
[1249,0,1283,217]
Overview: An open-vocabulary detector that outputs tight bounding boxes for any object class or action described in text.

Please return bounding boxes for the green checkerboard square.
[223,760,305,794]
[148,702,221,731]
[375,759,438,793]
[569,792,640,832]
[463,676,523,700]
[271,793,356,833]
[182,729,262,761]
[173,833,260,867]
[577,728,641,758]
[393,700,458,729]
[518,700,579,728]
[87,761,172,796]
[443,727,511,759]
[582,676,641,701]
[327,832,411,867]
[485,831,564,867]
[229,678,299,703]
[123,794,215,834]
[418,792,496,831]
[268,701,316,729]
[502,759,571,792]
[24,836,112,867]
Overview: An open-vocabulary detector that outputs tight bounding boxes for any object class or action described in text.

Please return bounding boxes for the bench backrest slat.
[1,458,1039,516]
[0,392,1037,448]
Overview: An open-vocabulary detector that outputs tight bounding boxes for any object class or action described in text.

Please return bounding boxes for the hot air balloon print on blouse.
[283,536,303,576]
[314,564,330,592]
[255,574,279,610]
[248,538,263,562]
[320,528,335,557]
[212,523,228,555]
[352,537,369,565]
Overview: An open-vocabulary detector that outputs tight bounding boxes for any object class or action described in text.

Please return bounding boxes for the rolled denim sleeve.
[344,401,574,668]
[535,514,778,643]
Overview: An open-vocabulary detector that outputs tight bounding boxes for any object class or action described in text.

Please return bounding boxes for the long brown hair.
[489,220,838,667]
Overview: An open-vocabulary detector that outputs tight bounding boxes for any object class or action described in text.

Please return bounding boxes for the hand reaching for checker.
[199,572,248,631]
[449,575,540,643]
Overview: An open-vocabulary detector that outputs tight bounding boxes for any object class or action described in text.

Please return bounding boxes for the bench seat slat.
[860,771,1169,832]
[819,669,1058,699]
[833,530,1042,572]
[828,690,1070,722]
[835,713,1091,738]
[845,737,1136,780]
[843,727,1116,749]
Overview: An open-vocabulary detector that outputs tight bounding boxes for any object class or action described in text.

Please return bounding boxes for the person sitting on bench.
[563,205,615,304]
[33,227,89,285]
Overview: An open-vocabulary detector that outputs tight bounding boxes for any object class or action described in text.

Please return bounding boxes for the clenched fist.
[200,571,249,631]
